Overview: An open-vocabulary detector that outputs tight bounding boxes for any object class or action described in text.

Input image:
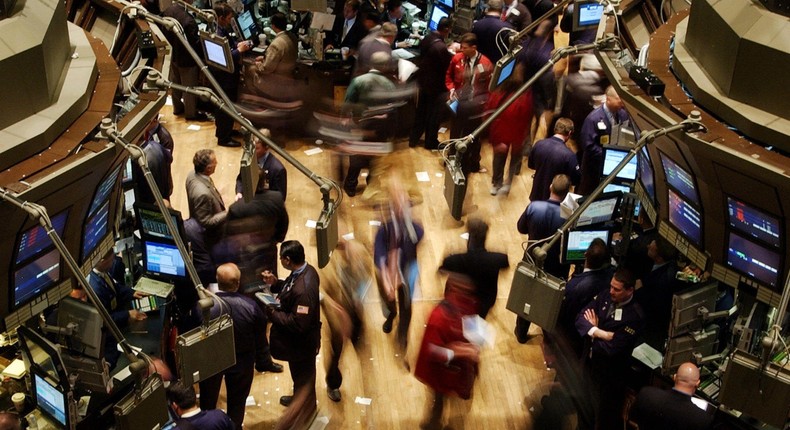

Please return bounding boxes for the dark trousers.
[410,91,445,149]
[515,316,532,339]
[170,65,199,118]
[326,311,362,390]
[381,282,412,352]
[491,144,523,187]
[344,155,373,194]
[288,356,317,412]
[450,99,483,174]
[199,352,255,429]
[214,82,239,144]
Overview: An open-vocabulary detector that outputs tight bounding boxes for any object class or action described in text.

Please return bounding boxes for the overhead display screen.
[602,146,637,180]
[16,210,69,264]
[660,152,699,205]
[13,248,61,307]
[726,232,781,288]
[637,146,655,201]
[668,189,702,245]
[727,197,781,248]
[87,165,121,217]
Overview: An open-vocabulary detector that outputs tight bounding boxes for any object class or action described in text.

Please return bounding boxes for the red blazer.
[445,52,493,100]
[485,89,534,148]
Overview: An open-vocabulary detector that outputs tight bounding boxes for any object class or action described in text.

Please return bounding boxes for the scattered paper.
[305,219,318,228]
[632,342,663,369]
[360,172,368,178]
[342,232,355,240]
[460,232,469,240]
[187,124,201,131]
[304,147,323,156]
[415,171,430,182]
[165,96,173,106]
[438,127,447,133]
[369,220,382,226]
[246,396,256,406]
[354,397,372,405]
[435,173,443,177]
[462,315,496,348]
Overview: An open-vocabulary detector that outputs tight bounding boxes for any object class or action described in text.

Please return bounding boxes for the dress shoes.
[256,361,284,373]
[279,395,293,407]
[514,327,529,344]
[230,129,245,138]
[327,388,341,402]
[186,112,212,122]
[218,139,242,148]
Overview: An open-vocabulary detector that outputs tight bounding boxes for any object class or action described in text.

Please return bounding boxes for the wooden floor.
[160,91,559,428]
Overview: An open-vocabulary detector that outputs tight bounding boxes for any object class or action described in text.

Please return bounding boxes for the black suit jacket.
[269,264,321,361]
[631,386,713,430]
[440,249,508,318]
[235,152,288,200]
[416,31,452,96]
[328,15,367,50]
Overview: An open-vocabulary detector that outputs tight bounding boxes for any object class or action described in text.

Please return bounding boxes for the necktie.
[282,273,296,295]
[343,20,350,40]
[501,7,509,20]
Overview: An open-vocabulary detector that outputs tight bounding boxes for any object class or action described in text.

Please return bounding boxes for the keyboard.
[133,276,174,298]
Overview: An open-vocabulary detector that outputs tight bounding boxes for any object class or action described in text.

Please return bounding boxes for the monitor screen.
[136,203,184,241]
[727,197,781,248]
[602,146,637,180]
[726,232,782,288]
[200,31,234,74]
[573,0,605,31]
[576,193,621,227]
[57,297,104,359]
[204,38,229,68]
[88,165,122,217]
[13,248,60,308]
[637,146,655,201]
[497,57,515,86]
[82,200,110,261]
[16,209,69,264]
[435,0,453,10]
[237,10,258,40]
[34,372,67,426]
[603,183,631,194]
[660,152,699,205]
[144,241,187,278]
[429,5,449,31]
[668,189,702,245]
[562,229,610,263]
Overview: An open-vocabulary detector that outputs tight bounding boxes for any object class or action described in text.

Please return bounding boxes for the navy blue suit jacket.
[528,135,580,201]
[88,268,135,368]
[577,105,629,195]
[575,290,644,361]
[235,152,288,200]
[472,15,513,64]
[517,199,568,279]
[631,386,713,430]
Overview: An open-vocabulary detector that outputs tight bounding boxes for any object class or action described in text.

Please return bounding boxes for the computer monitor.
[236,10,258,41]
[13,248,60,308]
[561,229,611,264]
[489,47,521,92]
[603,183,630,194]
[82,200,110,261]
[660,152,699,205]
[575,192,621,227]
[726,231,782,289]
[428,4,449,31]
[134,202,185,242]
[602,145,637,181]
[669,281,719,337]
[87,165,122,217]
[57,297,105,360]
[435,0,453,10]
[143,240,187,280]
[637,146,656,202]
[663,327,719,373]
[726,196,781,248]
[667,189,702,245]
[33,371,69,427]
[16,209,69,264]
[200,31,234,74]
[572,0,605,32]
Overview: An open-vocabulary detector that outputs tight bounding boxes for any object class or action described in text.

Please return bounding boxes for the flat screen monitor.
[82,200,110,261]
[16,209,69,264]
[726,231,782,288]
[200,31,234,74]
[143,240,187,279]
[669,281,719,337]
[489,48,520,91]
[33,372,68,427]
[637,146,655,201]
[602,145,637,180]
[13,248,60,308]
[236,10,258,41]
[135,202,185,242]
[429,4,449,31]
[572,0,605,32]
[576,192,621,227]
[603,183,631,194]
[561,229,611,264]
[435,0,453,10]
[88,165,122,217]
[668,189,702,245]
[57,297,105,360]
[660,152,699,205]
[726,197,781,248]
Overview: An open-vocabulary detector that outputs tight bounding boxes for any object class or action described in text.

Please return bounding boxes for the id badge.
[614,308,623,321]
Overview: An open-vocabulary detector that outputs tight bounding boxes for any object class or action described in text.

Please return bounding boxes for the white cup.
[412,22,420,35]
[341,47,350,61]
[12,392,25,412]
[258,34,267,47]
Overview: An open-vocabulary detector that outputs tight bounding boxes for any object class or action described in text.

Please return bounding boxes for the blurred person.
[88,249,147,369]
[0,412,20,430]
[446,33,493,175]
[186,149,227,248]
[414,273,481,430]
[471,0,513,64]
[485,63,533,195]
[199,263,267,429]
[409,17,452,150]
[502,0,532,32]
[528,117,579,202]
[440,218,508,319]
[514,174,571,343]
[557,54,607,143]
[213,3,252,148]
[630,362,713,430]
[577,85,629,195]
[575,267,645,430]
[355,22,397,76]
[261,241,321,414]
[516,24,555,144]
[326,0,367,53]
[162,0,208,121]
[234,128,288,200]
[167,381,235,430]
[132,116,174,206]
[320,240,375,402]
[375,182,424,355]
[184,217,216,287]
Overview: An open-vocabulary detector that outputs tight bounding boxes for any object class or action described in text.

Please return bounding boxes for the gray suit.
[186,170,227,231]
[256,31,297,77]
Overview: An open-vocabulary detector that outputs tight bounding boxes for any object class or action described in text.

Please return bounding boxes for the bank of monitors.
[82,166,122,262]
[602,145,637,181]
[200,31,234,74]
[236,9,258,41]
[428,4,449,31]
[561,229,611,264]
[726,197,781,248]
[16,210,69,264]
[143,240,187,280]
[660,152,699,205]
[726,232,782,289]
[572,0,605,32]
[13,249,61,309]
[668,189,702,245]
[575,192,621,227]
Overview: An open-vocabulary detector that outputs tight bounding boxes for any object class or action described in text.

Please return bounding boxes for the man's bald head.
[674,362,701,395]
[216,263,241,292]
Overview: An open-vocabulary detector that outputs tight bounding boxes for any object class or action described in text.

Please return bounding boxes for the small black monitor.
[435,0,453,10]
[603,183,630,194]
[16,209,69,264]
[88,165,122,217]
[668,189,702,245]
[143,240,187,280]
[602,145,637,181]
[576,192,622,227]
[572,0,605,32]
[13,248,60,308]
[726,196,781,248]
[57,297,105,360]
[669,281,719,337]
[561,229,611,264]
[660,152,699,205]
[489,47,521,92]
[428,4,450,31]
[200,31,234,74]
[33,371,69,427]
[637,146,656,202]
[726,231,782,289]
[236,10,258,41]
[134,202,185,242]
[82,200,110,261]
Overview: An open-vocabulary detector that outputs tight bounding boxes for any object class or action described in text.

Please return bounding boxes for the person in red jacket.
[414,273,481,429]
[445,33,493,175]
[484,63,533,195]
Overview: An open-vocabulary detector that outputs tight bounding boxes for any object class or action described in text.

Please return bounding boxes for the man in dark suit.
[261,241,321,416]
[213,3,252,148]
[162,0,207,121]
[528,117,580,201]
[326,0,368,54]
[167,381,235,430]
[576,267,645,430]
[502,0,532,31]
[409,17,452,150]
[634,236,681,350]
[380,0,411,44]
[132,117,174,206]
[234,129,288,201]
[199,263,267,429]
[471,0,513,64]
[577,85,629,195]
[630,362,713,430]
[186,149,227,247]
